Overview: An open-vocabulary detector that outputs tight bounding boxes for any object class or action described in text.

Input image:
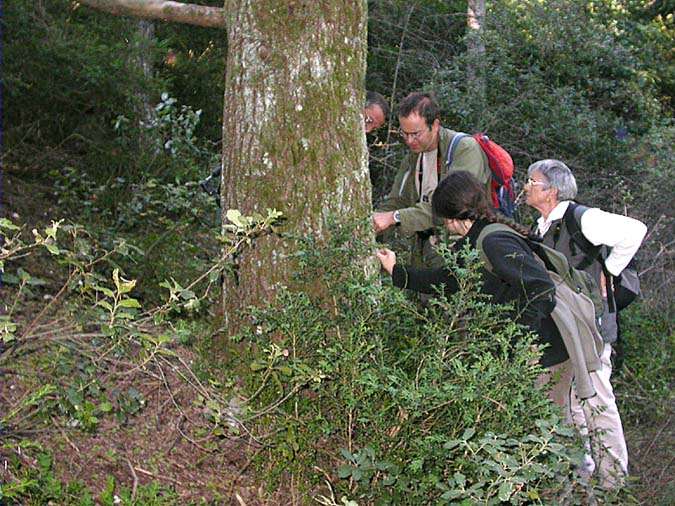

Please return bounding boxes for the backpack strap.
[477,223,568,283]
[475,222,521,272]
[564,203,602,270]
[445,132,469,168]
[565,203,617,312]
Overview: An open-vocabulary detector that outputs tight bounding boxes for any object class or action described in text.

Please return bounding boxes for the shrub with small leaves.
[224,220,592,504]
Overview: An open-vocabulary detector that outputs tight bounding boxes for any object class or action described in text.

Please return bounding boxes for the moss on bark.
[220,0,371,330]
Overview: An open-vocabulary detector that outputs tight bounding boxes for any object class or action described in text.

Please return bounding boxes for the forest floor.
[0,173,293,504]
[0,338,270,504]
[1,173,673,504]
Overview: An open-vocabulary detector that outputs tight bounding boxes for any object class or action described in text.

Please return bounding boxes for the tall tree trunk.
[466,0,486,122]
[220,0,371,326]
[77,0,373,328]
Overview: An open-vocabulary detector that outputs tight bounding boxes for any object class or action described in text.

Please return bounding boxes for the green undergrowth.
[0,448,178,505]
[41,93,221,305]
[216,221,633,504]
[2,213,670,504]
[613,303,674,426]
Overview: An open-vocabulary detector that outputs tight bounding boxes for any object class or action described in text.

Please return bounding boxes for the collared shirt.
[537,201,647,276]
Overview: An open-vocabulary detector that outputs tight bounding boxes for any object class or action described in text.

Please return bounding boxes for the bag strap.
[477,223,564,279]
[565,203,617,312]
[564,203,602,270]
[446,132,509,190]
[475,222,524,272]
[445,132,469,168]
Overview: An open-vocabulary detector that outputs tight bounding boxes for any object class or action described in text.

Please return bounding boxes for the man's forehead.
[366,104,385,119]
[399,112,427,124]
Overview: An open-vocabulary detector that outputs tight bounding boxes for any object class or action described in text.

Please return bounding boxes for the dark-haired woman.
[376,170,570,371]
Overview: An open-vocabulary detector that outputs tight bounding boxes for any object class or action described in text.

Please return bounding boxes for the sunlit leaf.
[118,298,141,309]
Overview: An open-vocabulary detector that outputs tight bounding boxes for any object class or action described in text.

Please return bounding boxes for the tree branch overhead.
[78,0,227,29]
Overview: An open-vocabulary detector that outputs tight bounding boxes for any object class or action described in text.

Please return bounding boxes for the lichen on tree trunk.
[220,0,371,327]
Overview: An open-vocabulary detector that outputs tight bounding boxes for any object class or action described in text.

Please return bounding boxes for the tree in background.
[129,19,157,147]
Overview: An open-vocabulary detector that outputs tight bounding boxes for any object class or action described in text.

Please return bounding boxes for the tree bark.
[78,0,226,28]
[220,0,371,327]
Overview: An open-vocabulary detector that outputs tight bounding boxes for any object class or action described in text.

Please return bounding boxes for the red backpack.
[446,132,517,218]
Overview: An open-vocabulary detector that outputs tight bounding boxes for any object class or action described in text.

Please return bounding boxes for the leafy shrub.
[621,124,674,307]
[613,304,674,426]
[432,0,665,180]
[222,221,591,504]
[4,1,156,169]
[0,447,176,505]
[44,94,221,303]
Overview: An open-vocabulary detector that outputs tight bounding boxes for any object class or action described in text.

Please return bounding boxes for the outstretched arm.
[376,249,458,295]
[580,209,647,276]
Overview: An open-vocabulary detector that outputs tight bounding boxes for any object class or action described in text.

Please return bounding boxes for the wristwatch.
[393,210,401,226]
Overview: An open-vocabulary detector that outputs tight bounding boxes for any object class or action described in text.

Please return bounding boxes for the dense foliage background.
[1,0,673,504]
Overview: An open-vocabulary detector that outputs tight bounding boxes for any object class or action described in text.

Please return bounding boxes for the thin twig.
[385,4,416,149]
[243,384,303,421]
[18,271,78,341]
[227,444,264,500]
[57,422,81,454]
[642,415,672,459]
[126,458,139,501]
[134,466,183,486]
[156,361,214,452]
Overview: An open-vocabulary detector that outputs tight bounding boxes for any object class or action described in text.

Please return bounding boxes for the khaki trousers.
[538,346,628,489]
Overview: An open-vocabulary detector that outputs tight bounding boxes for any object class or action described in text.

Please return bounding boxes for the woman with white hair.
[525,159,647,488]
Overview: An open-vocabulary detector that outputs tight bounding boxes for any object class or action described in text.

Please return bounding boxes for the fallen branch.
[126,458,139,501]
[134,465,184,486]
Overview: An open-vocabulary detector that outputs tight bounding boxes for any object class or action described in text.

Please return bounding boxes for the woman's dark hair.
[432,171,536,238]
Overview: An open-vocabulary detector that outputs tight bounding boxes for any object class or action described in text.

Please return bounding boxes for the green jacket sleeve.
[398,201,435,236]
[377,154,436,236]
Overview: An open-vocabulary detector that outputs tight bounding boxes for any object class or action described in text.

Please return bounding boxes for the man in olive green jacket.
[373,92,490,267]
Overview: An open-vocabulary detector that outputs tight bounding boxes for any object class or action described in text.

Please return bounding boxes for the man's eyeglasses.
[526,178,549,188]
[398,128,428,141]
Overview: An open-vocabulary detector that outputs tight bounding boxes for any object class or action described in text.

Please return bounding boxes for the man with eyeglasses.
[364,91,389,134]
[372,92,490,268]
